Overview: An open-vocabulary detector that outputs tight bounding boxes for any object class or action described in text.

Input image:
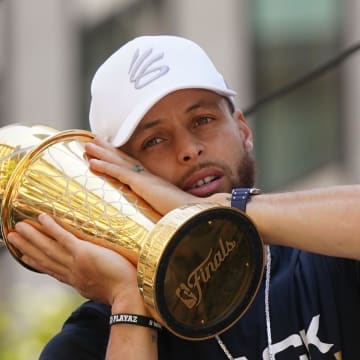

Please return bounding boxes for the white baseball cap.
[89,35,237,147]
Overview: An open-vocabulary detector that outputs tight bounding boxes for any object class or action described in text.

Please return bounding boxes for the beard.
[232,151,256,189]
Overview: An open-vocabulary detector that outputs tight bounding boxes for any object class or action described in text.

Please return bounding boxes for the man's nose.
[176,134,204,163]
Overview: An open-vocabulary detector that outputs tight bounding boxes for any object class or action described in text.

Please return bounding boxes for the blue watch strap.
[231,188,261,212]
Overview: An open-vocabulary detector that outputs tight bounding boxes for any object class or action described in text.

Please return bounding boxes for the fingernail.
[38,213,47,223]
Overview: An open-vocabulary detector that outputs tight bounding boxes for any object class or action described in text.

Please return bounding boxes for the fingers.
[88,152,196,214]
[89,158,143,186]
[7,214,73,278]
[37,213,76,252]
[85,142,120,165]
[86,141,147,189]
[85,141,135,167]
[91,136,114,150]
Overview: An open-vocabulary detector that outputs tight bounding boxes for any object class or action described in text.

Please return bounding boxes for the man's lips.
[186,177,223,197]
[189,175,218,189]
[182,168,224,197]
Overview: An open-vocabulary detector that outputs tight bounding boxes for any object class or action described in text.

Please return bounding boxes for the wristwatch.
[231,188,261,212]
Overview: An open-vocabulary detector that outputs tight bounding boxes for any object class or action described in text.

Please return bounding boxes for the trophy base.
[138,204,264,340]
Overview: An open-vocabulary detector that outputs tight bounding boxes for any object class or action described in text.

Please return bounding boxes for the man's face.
[121,89,255,196]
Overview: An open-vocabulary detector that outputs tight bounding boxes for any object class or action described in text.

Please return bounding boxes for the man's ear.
[234,110,253,152]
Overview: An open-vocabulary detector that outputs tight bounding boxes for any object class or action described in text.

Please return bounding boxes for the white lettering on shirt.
[232,314,338,360]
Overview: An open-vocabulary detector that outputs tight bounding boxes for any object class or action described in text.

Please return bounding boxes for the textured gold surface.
[1,128,161,266]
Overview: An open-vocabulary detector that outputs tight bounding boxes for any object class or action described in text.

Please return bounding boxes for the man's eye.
[194,116,212,127]
[143,137,162,148]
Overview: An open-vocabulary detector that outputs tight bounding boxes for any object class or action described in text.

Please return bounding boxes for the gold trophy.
[0,124,265,340]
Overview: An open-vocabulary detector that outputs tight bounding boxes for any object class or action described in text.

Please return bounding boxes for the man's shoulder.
[67,300,111,321]
[39,301,111,360]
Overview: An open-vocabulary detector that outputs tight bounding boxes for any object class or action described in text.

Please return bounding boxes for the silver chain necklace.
[215,245,274,360]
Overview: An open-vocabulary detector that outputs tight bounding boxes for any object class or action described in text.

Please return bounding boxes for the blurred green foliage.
[0,284,83,360]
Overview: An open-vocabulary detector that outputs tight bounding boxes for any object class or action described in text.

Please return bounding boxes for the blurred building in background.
[0,0,359,358]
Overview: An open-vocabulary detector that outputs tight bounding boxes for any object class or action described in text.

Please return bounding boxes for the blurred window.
[250,0,342,190]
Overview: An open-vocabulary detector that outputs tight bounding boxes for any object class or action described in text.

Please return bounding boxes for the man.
[7,35,360,359]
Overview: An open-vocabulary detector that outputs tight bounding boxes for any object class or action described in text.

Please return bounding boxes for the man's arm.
[105,296,158,359]
[165,186,360,260]
[106,322,157,360]
[245,185,360,260]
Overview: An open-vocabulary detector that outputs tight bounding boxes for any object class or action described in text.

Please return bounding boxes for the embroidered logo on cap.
[129,48,169,89]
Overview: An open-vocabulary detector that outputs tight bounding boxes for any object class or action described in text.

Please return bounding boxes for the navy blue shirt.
[39,246,360,359]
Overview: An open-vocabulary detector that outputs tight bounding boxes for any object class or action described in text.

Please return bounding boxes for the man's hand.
[7,213,143,308]
[85,138,228,215]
